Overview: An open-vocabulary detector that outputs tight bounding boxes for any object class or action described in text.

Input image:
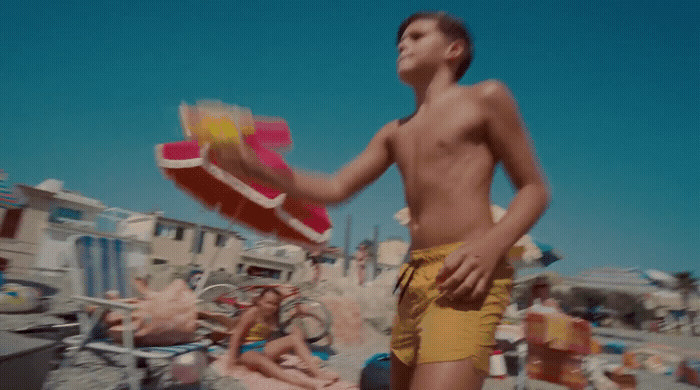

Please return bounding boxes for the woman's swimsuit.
[239,321,274,354]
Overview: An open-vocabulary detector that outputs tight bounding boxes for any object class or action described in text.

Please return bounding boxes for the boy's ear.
[445,39,466,61]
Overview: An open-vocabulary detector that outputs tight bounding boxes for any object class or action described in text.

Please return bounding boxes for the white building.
[0,180,149,281]
[118,212,246,279]
[237,240,307,282]
[0,177,337,287]
[376,237,409,275]
[0,179,128,272]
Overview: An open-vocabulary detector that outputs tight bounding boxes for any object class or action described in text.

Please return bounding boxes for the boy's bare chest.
[392,105,488,170]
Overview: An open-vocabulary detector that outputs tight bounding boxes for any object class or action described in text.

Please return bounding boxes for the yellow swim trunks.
[390,242,514,373]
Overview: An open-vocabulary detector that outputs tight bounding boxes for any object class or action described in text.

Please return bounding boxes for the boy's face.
[397,18,452,83]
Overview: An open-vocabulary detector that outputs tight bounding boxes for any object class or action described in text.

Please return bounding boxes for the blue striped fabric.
[100,237,110,297]
[113,239,126,297]
[0,170,21,209]
[78,236,97,297]
[76,236,129,298]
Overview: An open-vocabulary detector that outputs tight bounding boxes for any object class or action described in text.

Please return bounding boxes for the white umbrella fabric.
[393,205,562,268]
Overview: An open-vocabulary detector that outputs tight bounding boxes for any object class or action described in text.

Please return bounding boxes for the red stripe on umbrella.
[156,139,332,248]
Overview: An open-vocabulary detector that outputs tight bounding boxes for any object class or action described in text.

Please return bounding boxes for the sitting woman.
[227,287,339,389]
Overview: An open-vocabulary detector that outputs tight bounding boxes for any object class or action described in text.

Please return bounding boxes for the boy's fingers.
[451,269,481,299]
[469,277,489,301]
[435,263,452,283]
[436,262,455,286]
[436,251,463,281]
[439,259,474,293]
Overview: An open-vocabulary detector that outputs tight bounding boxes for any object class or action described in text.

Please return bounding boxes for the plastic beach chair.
[62,234,210,390]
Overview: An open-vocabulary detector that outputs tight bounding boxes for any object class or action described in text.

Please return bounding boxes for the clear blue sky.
[1,0,698,276]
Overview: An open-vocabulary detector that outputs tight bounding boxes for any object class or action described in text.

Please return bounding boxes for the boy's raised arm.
[210,121,396,205]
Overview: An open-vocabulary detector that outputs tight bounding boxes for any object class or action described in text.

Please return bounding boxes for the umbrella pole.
[194,202,236,297]
[189,206,206,266]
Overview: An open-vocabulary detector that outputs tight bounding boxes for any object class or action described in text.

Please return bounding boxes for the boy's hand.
[435,240,504,302]
[206,141,256,180]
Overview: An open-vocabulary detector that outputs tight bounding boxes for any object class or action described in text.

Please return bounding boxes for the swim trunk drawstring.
[394,262,418,303]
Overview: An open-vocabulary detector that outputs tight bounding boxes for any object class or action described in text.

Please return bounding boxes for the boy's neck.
[411,68,458,108]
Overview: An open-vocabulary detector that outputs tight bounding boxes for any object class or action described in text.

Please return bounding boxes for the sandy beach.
[2,270,699,390]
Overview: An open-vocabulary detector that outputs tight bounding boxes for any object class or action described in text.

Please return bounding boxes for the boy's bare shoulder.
[464,79,513,102]
[377,118,402,141]
[470,79,516,107]
[383,118,402,132]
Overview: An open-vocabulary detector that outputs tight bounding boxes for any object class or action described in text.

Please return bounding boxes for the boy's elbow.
[519,180,550,212]
[538,182,551,211]
[326,179,351,205]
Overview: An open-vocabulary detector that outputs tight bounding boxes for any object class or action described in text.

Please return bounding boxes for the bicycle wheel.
[279,297,332,344]
[196,283,241,314]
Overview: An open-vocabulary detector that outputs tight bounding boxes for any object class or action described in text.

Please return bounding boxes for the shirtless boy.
[211,11,550,390]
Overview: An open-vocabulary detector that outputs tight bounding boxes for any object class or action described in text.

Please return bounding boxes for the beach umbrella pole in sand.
[193,203,235,297]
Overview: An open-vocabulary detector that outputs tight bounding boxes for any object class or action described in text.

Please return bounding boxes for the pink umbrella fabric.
[155,101,332,248]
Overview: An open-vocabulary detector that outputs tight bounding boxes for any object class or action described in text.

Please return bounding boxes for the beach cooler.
[360,353,390,390]
[525,311,591,353]
[525,344,587,390]
[604,366,637,390]
[524,311,591,389]
[676,359,700,386]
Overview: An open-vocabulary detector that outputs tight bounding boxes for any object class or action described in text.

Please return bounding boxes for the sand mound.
[305,266,399,343]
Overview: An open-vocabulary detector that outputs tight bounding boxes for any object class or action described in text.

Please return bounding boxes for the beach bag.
[360,353,390,390]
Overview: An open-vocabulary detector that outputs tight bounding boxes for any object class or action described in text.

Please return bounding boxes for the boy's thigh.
[418,301,492,368]
[390,352,413,390]
[410,359,485,390]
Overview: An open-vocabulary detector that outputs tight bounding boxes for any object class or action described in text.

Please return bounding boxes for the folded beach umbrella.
[393,205,562,268]
[532,241,563,267]
[155,101,332,249]
[0,170,23,209]
[491,204,562,268]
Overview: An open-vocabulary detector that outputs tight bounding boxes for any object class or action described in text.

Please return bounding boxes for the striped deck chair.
[63,234,210,390]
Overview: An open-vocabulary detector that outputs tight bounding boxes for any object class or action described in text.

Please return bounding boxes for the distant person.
[0,257,7,288]
[0,257,19,299]
[209,11,549,389]
[307,251,323,285]
[528,276,561,312]
[225,287,339,389]
[354,243,370,286]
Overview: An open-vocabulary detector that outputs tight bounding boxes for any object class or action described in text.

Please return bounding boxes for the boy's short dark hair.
[397,12,473,80]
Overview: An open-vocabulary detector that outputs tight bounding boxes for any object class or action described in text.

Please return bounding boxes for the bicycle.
[197,283,332,344]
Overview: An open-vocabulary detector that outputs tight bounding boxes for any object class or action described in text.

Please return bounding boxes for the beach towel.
[212,354,358,390]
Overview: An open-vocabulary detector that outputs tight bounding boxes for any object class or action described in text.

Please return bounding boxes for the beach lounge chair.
[62,234,210,390]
